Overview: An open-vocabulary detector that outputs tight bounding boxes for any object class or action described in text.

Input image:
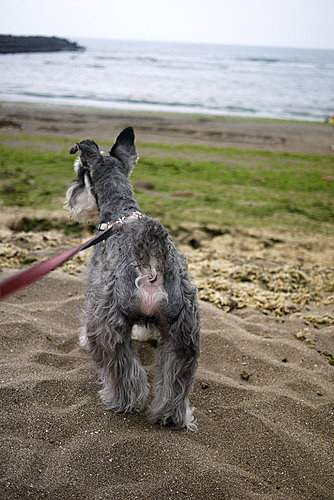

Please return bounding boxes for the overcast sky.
[1,0,333,50]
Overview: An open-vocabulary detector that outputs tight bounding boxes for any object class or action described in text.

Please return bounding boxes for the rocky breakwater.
[0,35,85,53]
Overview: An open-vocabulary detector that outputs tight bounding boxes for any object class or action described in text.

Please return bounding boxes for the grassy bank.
[0,139,333,235]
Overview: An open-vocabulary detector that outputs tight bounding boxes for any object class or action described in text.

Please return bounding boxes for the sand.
[1,270,333,499]
[1,102,334,499]
[1,101,333,154]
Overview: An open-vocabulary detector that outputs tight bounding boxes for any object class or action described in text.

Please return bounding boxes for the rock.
[3,185,16,193]
[133,179,155,190]
[240,370,251,381]
[0,35,85,54]
[170,191,196,198]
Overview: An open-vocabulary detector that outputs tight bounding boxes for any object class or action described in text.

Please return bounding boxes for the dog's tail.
[129,219,170,315]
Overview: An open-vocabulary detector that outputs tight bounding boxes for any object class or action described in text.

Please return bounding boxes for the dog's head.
[64,128,138,223]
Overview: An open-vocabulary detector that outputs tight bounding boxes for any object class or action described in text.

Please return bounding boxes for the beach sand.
[1,100,333,154]
[1,103,333,499]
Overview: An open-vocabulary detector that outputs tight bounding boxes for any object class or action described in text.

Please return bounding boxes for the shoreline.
[1,100,333,155]
[0,98,326,126]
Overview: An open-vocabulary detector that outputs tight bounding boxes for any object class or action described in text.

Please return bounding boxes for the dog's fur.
[65,127,200,430]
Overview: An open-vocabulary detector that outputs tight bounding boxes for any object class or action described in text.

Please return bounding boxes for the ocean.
[1,38,333,122]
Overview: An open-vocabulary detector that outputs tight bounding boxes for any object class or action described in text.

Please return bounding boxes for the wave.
[21,91,81,99]
[87,64,105,69]
[237,57,319,68]
[1,90,324,121]
[94,55,158,63]
[239,57,282,63]
[1,39,332,122]
[10,91,316,120]
[226,105,258,113]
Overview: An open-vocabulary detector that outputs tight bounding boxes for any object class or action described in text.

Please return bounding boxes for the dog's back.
[128,217,171,317]
[95,215,173,319]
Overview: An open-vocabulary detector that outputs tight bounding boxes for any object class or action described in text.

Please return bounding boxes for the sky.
[1,0,333,50]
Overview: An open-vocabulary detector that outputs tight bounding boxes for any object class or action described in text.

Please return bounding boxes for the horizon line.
[1,32,333,52]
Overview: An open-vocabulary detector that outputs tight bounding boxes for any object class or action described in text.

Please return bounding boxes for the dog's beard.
[64,172,99,223]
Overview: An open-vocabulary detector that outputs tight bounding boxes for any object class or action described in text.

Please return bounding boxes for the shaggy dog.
[65,127,200,430]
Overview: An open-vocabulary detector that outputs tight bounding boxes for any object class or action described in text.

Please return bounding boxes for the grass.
[0,140,333,235]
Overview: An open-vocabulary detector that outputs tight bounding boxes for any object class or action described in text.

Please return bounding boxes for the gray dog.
[65,127,200,430]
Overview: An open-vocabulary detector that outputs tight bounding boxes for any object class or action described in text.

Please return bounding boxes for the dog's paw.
[159,415,197,432]
[148,404,197,431]
[159,416,183,431]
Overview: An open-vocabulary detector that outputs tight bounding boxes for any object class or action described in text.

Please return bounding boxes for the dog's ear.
[115,126,135,146]
[70,143,79,155]
[70,139,100,159]
[109,127,138,176]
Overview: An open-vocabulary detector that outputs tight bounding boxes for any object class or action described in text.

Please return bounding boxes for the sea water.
[1,38,333,121]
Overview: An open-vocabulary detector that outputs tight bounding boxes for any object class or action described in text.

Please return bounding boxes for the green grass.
[0,141,333,235]
[0,145,72,208]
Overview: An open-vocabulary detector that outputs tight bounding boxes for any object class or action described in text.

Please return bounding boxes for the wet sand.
[1,101,333,154]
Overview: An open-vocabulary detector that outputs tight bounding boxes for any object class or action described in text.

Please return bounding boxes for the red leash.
[0,226,116,301]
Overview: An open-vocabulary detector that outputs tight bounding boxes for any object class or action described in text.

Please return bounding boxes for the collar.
[98,211,142,231]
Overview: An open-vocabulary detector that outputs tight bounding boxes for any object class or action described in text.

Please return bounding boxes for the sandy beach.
[1,101,333,155]
[1,102,333,499]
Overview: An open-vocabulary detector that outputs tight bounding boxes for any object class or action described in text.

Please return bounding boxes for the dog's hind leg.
[78,325,88,349]
[147,284,200,431]
[85,318,149,413]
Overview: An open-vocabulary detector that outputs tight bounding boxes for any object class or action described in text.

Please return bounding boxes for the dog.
[65,127,200,430]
